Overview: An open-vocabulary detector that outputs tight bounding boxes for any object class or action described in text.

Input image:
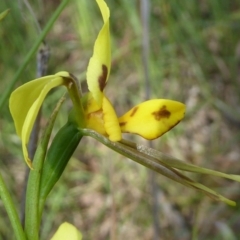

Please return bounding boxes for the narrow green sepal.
[80,129,237,206]
[39,122,82,214]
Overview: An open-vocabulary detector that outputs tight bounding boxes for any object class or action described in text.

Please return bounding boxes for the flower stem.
[25,97,66,239]
[25,148,46,240]
[0,172,26,240]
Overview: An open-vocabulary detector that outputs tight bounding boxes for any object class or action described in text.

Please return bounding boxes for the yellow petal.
[103,96,121,141]
[82,93,106,135]
[81,92,102,115]
[9,73,70,167]
[86,0,111,106]
[118,99,186,140]
[82,93,121,140]
[51,222,82,240]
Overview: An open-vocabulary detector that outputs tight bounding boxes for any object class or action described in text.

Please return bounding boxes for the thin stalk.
[140,0,161,238]
[81,129,236,206]
[80,129,199,186]
[0,0,70,111]
[0,173,26,240]
[21,44,50,226]
[24,97,65,240]
[24,145,46,240]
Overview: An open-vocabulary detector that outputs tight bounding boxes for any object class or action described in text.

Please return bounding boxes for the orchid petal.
[51,222,82,240]
[81,92,101,115]
[82,93,106,135]
[82,93,121,140]
[9,72,70,167]
[103,96,121,141]
[86,0,110,106]
[118,99,185,140]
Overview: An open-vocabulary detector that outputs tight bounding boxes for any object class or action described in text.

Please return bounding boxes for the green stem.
[25,149,45,240]
[25,97,66,239]
[0,172,26,240]
[0,0,70,111]
[65,74,86,128]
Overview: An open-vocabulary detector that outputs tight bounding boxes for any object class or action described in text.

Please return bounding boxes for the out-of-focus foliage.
[1,0,240,239]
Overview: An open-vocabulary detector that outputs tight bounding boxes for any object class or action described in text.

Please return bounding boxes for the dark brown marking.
[98,64,108,91]
[130,106,139,117]
[119,122,127,126]
[152,105,171,121]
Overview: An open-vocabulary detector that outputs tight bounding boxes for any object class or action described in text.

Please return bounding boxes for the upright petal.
[82,93,106,135]
[82,93,121,140]
[118,99,185,140]
[9,72,71,167]
[86,0,111,106]
[103,96,121,141]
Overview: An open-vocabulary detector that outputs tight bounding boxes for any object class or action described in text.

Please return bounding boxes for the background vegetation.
[1,0,240,239]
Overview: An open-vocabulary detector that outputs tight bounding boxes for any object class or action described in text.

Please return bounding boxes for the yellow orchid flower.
[50,222,82,240]
[81,0,185,141]
[9,0,185,168]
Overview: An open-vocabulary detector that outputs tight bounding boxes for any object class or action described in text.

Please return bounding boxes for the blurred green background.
[1,0,240,239]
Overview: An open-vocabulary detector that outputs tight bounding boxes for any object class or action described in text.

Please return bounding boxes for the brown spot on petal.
[98,64,108,91]
[119,122,127,126]
[152,105,171,121]
[130,106,139,117]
